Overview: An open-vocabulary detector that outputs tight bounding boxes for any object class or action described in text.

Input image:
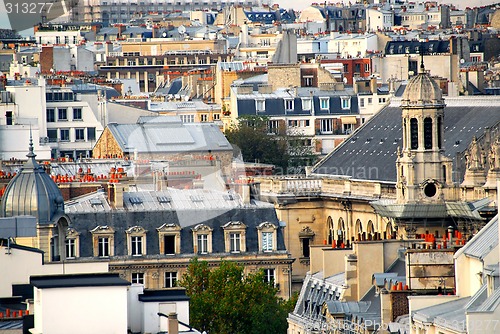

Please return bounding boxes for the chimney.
[108,182,124,208]
[370,76,378,94]
[168,313,179,334]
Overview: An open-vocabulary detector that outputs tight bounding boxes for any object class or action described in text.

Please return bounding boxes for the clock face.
[423,182,437,198]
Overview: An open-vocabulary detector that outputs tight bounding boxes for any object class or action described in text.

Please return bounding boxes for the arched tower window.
[437,116,443,149]
[327,216,334,245]
[410,118,418,149]
[403,118,407,148]
[424,117,433,149]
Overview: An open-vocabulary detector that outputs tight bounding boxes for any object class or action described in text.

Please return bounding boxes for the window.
[180,114,195,123]
[56,36,61,44]
[197,234,208,254]
[200,114,209,122]
[303,76,313,87]
[256,99,265,112]
[262,232,273,252]
[164,272,177,288]
[299,226,315,258]
[73,36,78,44]
[64,227,79,259]
[368,97,372,104]
[320,97,329,110]
[424,117,432,149]
[263,268,275,285]
[75,128,85,141]
[87,127,96,141]
[131,272,144,284]
[410,118,418,150]
[126,226,147,256]
[157,223,181,255]
[64,36,69,44]
[47,129,57,142]
[341,97,350,109]
[131,236,142,255]
[378,97,386,104]
[230,233,241,252]
[268,120,280,134]
[320,119,333,134]
[46,108,55,122]
[284,99,294,111]
[73,108,82,120]
[58,108,67,121]
[222,221,246,253]
[301,98,312,111]
[60,129,69,141]
[302,238,310,257]
[437,116,442,149]
[98,237,110,257]
[359,98,364,108]
[364,63,370,72]
[213,113,220,121]
[65,238,76,258]
[343,124,353,135]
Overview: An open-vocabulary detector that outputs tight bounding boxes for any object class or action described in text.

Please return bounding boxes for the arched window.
[367,220,374,236]
[337,218,346,243]
[424,117,432,149]
[386,222,394,239]
[403,118,407,147]
[327,216,334,245]
[355,219,362,241]
[410,118,418,149]
[442,165,447,183]
[437,116,443,149]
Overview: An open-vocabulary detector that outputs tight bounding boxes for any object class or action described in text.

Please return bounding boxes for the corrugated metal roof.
[454,215,498,260]
[326,300,371,314]
[412,296,470,325]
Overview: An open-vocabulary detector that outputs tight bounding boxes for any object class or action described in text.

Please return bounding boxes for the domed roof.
[401,61,444,107]
[0,138,64,224]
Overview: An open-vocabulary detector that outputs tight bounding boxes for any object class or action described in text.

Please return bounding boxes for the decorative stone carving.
[465,136,485,170]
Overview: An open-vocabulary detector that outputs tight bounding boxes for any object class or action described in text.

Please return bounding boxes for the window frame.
[91,225,115,257]
[73,107,83,121]
[59,129,70,142]
[75,128,85,141]
[284,98,294,112]
[222,221,247,253]
[255,99,265,112]
[319,97,330,110]
[341,97,351,110]
[131,272,144,284]
[65,227,80,259]
[257,222,277,252]
[126,226,147,256]
[46,108,55,122]
[157,223,181,255]
[164,272,177,288]
[58,108,68,121]
[192,224,213,254]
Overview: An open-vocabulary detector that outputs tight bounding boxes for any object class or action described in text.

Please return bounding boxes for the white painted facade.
[366,8,394,32]
[31,285,128,334]
[325,33,378,58]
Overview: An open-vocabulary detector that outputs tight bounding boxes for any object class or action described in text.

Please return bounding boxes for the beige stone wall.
[92,128,124,158]
[268,64,301,91]
[317,65,339,85]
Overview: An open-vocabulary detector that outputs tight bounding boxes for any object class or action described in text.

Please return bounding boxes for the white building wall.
[142,299,190,334]
[33,285,128,334]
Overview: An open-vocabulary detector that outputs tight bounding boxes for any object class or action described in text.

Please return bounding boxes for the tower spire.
[419,41,425,74]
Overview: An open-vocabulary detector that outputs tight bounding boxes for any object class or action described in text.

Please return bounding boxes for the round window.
[424,183,437,198]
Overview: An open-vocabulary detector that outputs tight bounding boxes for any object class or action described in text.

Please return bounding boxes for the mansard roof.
[313,97,500,182]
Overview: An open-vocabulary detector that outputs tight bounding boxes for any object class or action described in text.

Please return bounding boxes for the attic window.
[90,198,103,206]
[157,196,171,203]
[190,195,204,202]
[129,197,143,204]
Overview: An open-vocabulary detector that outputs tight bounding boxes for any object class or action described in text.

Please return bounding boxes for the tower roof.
[401,63,443,107]
[0,136,64,224]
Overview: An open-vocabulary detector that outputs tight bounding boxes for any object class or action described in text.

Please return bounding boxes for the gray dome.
[0,140,64,224]
[401,63,443,107]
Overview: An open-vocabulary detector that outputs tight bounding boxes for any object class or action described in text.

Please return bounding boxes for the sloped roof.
[313,98,500,182]
[106,116,231,153]
[454,215,498,260]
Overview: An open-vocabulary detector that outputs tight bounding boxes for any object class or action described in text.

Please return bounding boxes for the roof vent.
[129,197,143,204]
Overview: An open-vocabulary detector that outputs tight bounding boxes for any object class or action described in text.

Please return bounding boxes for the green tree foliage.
[179,258,294,334]
[224,115,317,173]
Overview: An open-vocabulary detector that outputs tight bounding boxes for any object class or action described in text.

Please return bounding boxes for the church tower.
[396,58,453,203]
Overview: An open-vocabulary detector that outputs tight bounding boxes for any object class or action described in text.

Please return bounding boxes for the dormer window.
[341,97,350,110]
[65,227,80,259]
[320,97,329,110]
[257,222,277,252]
[284,98,294,111]
[222,221,247,253]
[192,224,213,254]
[256,99,265,112]
[157,223,181,255]
[91,225,115,257]
[126,226,147,256]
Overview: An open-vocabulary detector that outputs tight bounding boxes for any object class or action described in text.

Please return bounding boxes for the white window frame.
[192,224,213,254]
[131,272,144,284]
[319,97,329,110]
[341,97,350,110]
[301,98,312,111]
[65,227,80,259]
[222,221,246,253]
[164,272,177,288]
[256,99,265,112]
[320,118,333,134]
[257,222,277,252]
[91,225,115,257]
[264,268,275,285]
[200,114,209,122]
[284,98,294,111]
[126,226,147,256]
[157,223,181,255]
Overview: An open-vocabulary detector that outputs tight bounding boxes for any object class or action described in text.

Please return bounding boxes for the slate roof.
[385,40,450,55]
[65,188,285,257]
[454,215,498,260]
[30,273,131,289]
[313,97,500,182]
[105,116,231,153]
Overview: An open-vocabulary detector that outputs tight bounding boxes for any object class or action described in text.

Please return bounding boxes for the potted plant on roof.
[222,104,231,117]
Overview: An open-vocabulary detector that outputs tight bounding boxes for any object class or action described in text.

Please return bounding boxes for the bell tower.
[396,57,453,203]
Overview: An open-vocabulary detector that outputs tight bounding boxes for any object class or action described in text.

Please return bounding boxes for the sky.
[1,0,499,35]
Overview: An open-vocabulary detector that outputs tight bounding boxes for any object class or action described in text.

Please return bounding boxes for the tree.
[179,258,293,334]
[224,115,317,174]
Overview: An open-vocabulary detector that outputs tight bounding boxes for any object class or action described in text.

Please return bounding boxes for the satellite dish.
[343,77,348,84]
[460,58,465,64]
[178,25,186,35]
[162,31,167,38]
